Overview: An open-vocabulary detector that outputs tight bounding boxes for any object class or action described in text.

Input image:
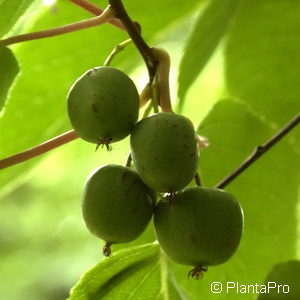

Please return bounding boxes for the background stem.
[216,113,300,189]
[0,7,114,46]
[0,131,78,170]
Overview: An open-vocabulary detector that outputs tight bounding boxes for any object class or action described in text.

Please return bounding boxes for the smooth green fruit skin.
[67,67,139,144]
[130,113,199,192]
[154,187,244,267]
[258,261,300,300]
[82,164,155,244]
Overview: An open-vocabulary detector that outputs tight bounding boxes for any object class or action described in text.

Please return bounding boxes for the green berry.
[154,187,244,275]
[67,67,139,145]
[82,164,155,254]
[130,112,199,192]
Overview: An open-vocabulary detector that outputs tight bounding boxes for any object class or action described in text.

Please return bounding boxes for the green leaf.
[177,0,239,112]
[116,0,204,40]
[104,0,206,71]
[258,260,300,300]
[225,0,300,126]
[0,47,19,111]
[173,99,299,300]
[0,0,36,38]
[68,243,186,300]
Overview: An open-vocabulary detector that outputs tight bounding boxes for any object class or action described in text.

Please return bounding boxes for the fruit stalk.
[139,83,152,108]
[104,39,132,66]
[152,47,173,113]
[124,153,132,167]
[194,172,202,186]
[151,74,160,113]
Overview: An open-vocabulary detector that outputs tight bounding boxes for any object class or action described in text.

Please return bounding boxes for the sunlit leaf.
[68,243,186,300]
[225,0,300,125]
[0,0,36,38]
[177,0,239,111]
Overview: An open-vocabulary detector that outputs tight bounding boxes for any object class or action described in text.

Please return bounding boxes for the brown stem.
[0,6,114,47]
[216,112,300,189]
[108,0,158,81]
[0,130,78,170]
[69,0,125,30]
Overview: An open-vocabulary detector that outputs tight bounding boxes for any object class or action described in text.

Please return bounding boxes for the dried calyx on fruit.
[67,67,139,149]
[82,164,155,256]
[130,112,199,193]
[154,187,244,279]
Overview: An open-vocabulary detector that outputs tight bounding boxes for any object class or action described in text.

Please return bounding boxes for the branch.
[0,130,78,170]
[108,0,158,81]
[216,112,300,189]
[0,6,114,47]
[69,0,125,30]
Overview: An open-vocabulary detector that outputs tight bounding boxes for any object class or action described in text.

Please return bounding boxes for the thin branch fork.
[69,0,125,29]
[216,112,300,189]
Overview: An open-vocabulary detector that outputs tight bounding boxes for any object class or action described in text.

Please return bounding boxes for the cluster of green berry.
[67,66,244,278]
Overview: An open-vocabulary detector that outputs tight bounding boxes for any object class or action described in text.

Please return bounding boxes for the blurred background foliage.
[0,0,299,299]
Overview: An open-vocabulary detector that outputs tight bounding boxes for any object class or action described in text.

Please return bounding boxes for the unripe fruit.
[258,261,300,300]
[67,67,139,145]
[154,187,243,277]
[82,164,155,254]
[130,113,199,192]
